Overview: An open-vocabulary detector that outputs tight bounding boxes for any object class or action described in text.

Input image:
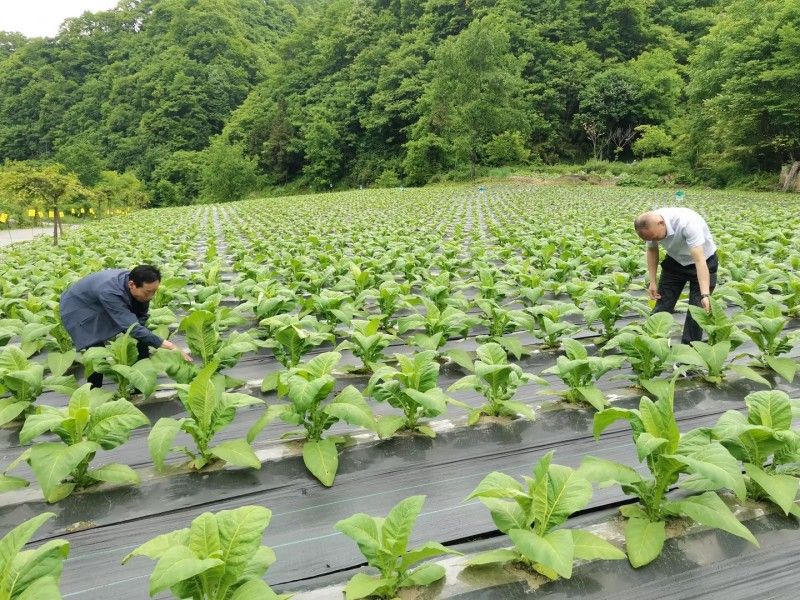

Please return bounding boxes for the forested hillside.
[1,0,798,205]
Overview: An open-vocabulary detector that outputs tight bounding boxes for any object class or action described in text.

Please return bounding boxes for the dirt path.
[0,225,76,247]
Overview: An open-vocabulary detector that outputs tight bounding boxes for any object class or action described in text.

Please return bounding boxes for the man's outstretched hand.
[161,339,194,362]
[648,283,661,301]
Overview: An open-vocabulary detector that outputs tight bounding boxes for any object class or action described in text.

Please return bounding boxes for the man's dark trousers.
[652,253,718,344]
[87,339,150,389]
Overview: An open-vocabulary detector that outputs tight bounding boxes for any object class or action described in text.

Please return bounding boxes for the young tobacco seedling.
[367,350,466,438]
[0,345,76,426]
[704,390,800,516]
[259,314,334,368]
[541,339,624,410]
[474,299,532,359]
[178,310,258,372]
[336,318,396,373]
[335,495,462,600]
[397,298,480,352]
[736,303,798,382]
[448,343,545,424]
[0,513,69,599]
[466,451,625,579]
[583,290,649,342]
[670,340,770,387]
[686,298,749,348]
[580,375,759,567]
[5,383,148,502]
[123,505,287,600]
[603,312,678,385]
[81,327,158,400]
[148,364,264,472]
[249,352,378,486]
[524,302,580,350]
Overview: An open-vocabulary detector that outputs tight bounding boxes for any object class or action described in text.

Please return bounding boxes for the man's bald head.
[634,211,667,242]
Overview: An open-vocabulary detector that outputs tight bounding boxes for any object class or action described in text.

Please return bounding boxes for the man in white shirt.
[634,207,718,344]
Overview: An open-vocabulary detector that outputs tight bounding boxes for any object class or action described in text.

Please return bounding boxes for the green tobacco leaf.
[216,506,272,589]
[47,350,76,377]
[7,538,69,598]
[19,410,64,445]
[188,512,220,560]
[187,364,222,432]
[87,463,139,485]
[88,400,149,450]
[122,529,190,564]
[228,579,280,600]
[764,356,796,383]
[744,390,793,430]
[210,439,261,470]
[576,386,606,411]
[571,529,626,561]
[344,573,391,600]
[729,364,771,388]
[744,463,800,516]
[668,443,747,501]
[246,405,290,444]
[16,576,63,600]
[111,360,158,398]
[178,310,218,363]
[148,545,222,596]
[593,407,638,439]
[578,456,643,486]
[335,513,382,560]
[666,492,758,546]
[29,441,99,503]
[324,385,375,430]
[624,518,665,568]
[0,473,29,492]
[148,417,182,472]
[466,471,524,500]
[375,415,406,439]
[0,399,30,426]
[0,512,55,580]
[533,464,593,531]
[400,541,461,571]
[399,563,446,587]
[509,528,574,579]
[303,439,339,486]
[481,497,528,533]
[382,495,425,556]
[466,548,519,566]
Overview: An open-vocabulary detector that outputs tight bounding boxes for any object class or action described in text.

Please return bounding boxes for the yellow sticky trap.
[0,213,7,224]
[37,211,44,218]
[59,211,64,218]
[27,208,36,217]
[48,210,55,218]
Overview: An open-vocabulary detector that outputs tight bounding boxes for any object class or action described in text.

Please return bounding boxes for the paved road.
[0,225,75,247]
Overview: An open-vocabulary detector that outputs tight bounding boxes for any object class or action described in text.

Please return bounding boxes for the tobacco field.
[1,183,800,599]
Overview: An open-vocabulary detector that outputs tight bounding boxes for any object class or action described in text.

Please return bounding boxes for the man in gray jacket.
[60,265,192,387]
[634,207,718,344]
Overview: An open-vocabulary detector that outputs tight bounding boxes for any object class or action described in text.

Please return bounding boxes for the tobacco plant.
[81,328,158,400]
[249,352,378,486]
[5,384,148,502]
[466,451,625,579]
[336,318,396,373]
[259,314,334,368]
[149,364,264,472]
[541,339,624,410]
[580,376,759,567]
[0,345,76,426]
[0,513,69,599]
[123,505,287,599]
[702,390,800,516]
[736,303,798,382]
[367,350,465,438]
[603,312,678,384]
[335,495,461,600]
[448,343,544,424]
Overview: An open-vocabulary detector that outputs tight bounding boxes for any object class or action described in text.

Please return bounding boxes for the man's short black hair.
[129,265,162,287]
